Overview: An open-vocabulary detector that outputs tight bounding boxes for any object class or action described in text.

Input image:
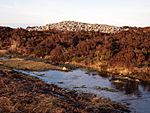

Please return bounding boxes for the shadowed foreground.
[0,67,129,113]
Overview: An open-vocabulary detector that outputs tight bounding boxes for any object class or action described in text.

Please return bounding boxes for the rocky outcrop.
[26,21,122,33]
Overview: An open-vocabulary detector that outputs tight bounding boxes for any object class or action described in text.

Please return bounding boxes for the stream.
[15,68,150,113]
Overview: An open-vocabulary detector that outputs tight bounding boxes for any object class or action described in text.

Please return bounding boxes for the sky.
[0,0,150,28]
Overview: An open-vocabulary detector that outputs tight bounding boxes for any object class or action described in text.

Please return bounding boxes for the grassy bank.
[69,61,150,83]
[0,57,68,71]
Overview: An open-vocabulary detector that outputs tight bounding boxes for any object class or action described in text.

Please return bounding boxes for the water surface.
[15,69,150,113]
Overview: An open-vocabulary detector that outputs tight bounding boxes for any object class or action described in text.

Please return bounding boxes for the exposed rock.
[27,21,123,33]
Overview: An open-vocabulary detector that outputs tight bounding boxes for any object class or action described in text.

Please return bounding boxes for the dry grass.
[0,50,8,56]
[0,58,64,71]
[70,61,150,83]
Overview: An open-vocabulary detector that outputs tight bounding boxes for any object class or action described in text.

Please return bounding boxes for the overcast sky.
[0,0,150,28]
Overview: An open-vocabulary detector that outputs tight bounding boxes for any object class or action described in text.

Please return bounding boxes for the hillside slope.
[0,26,150,81]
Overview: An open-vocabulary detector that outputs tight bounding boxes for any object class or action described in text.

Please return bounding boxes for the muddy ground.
[0,65,129,113]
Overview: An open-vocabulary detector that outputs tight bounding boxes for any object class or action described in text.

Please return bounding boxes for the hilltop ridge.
[26,21,123,33]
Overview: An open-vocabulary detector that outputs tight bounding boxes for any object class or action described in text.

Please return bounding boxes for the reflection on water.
[141,82,150,92]
[15,69,150,113]
[111,78,141,96]
[0,57,9,60]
